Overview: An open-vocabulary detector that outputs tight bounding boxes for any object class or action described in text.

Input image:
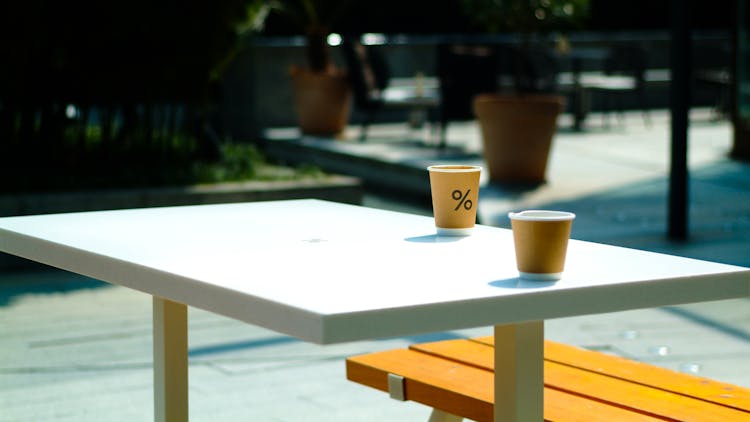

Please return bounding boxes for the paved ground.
[1,109,749,421]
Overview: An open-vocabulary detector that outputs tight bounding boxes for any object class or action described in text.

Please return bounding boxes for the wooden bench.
[346,336,750,421]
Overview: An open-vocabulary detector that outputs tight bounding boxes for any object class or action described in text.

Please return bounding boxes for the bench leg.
[153,297,189,422]
[428,409,463,422]
[494,321,544,422]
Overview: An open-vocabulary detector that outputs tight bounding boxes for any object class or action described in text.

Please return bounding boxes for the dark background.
[0,0,738,193]
[259,0,734,35]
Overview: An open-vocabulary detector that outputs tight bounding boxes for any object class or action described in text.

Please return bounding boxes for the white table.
[1,199,748,421]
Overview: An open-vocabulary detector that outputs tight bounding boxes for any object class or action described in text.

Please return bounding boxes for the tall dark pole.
[669,0,691,240]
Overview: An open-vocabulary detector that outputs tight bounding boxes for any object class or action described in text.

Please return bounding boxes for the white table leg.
[153,297,188,422]
[494,321,544,422]
[428,408,463,421]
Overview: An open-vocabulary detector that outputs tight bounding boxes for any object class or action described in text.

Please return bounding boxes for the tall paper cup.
[428,165,481,236]
[508,210,575,280]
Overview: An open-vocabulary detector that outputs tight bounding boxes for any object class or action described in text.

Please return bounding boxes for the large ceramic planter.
[290,67,352,136]
[473,93,565,183]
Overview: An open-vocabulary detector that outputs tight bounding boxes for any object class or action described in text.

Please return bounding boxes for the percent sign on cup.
[452,189,473,211]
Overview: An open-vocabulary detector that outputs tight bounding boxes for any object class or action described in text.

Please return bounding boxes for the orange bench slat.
[347,348,493,421]
[410,339,750,421]
[347,337,750,421]
[347,348,670,421]
[472,336,750,413]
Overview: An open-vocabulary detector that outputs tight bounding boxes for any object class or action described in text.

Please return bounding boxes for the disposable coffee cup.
[428,165,481,236]
[508,210,575,281]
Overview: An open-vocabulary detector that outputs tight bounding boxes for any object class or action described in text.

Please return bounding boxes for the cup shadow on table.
[489,279,558,289]
[405,236,559,289]
[405,234,467,243]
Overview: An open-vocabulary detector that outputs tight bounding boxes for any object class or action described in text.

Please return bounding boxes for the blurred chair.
[341,36,439,142]
[495,44,559,94]
[584,44,650,127]
[436,43,498,147]
[693,43,732,120]
[436,44,561,146]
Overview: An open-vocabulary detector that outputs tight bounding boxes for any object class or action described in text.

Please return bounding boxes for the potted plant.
[266,0,354,136]
[461,0,589,184]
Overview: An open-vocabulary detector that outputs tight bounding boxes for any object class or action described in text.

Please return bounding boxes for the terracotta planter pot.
[290,67,352,136]
[473,93,565,183]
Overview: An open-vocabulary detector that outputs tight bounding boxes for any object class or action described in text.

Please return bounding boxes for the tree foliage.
[460,0,590,34]
[0,0,262,192]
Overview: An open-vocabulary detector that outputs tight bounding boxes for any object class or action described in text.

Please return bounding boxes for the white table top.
[1,199,748,344]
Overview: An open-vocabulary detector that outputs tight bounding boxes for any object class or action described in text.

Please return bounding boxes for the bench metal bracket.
[387,373,406,401]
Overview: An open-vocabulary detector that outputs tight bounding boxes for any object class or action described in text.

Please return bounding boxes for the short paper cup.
[508,210,575,281]
[428,165,481,236]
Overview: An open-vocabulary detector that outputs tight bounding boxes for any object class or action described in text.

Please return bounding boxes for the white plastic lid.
[508,210,576,221]
[427,165,482,172]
